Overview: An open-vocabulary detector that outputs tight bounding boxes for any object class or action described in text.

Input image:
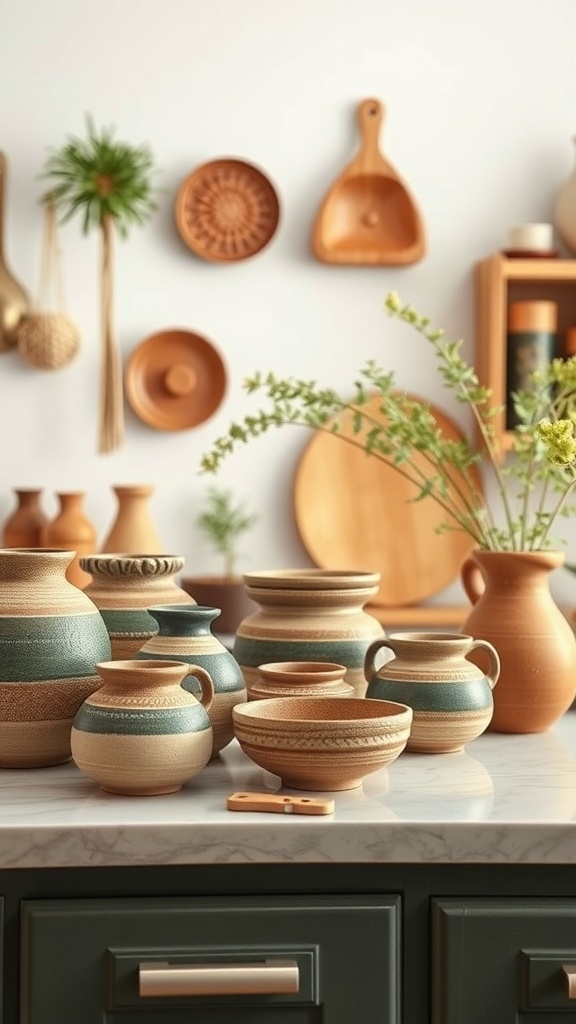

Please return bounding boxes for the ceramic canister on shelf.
[42,491,97,589]
[234,569,384,698]
[71,659,214,795]
[505,301,557,430]
[135,604,247,759]
[80,554,196,660]
[0,548,111,768]
[102,484,164,554]
[2,488,48,547]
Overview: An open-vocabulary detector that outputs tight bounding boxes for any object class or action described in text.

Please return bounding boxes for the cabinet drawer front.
[432,897,576,1024]
[21,894,400,1024]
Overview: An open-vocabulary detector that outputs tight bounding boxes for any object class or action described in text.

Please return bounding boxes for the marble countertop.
[4,710,576,869]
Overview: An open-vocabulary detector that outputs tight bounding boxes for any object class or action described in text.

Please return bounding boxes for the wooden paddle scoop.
[227,792,334,815]
[312,98,426,266]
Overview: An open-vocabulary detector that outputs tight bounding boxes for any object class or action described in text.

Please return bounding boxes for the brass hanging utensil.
[0,151,28,350]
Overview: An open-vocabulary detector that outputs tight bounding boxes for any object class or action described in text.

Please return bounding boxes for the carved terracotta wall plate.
[175,158,280,262]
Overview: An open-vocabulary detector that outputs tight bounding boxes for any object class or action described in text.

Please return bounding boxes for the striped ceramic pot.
[234,570,384,697]
[0,548,111,768]
[71,659,214,795]
[364,632,500,753]
[136,604,247,759]
[80,554,195,659]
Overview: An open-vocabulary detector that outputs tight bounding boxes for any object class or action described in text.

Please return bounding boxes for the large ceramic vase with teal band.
[234,570,384,697]
[136,604,247,758]
[0,548,111,768]
[71,659,214,795]
[364,632,500,753]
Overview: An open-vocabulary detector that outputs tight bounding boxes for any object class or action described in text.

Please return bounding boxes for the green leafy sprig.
[197,487,258,579]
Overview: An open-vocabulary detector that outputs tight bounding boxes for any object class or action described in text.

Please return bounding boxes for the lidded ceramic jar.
[250,661,355,700]
[0,548,111,768]
[364,631,500,753]
[71,659,214,795]
[234,569,384,697]
[80,554,195,659]
[136,604,247,758]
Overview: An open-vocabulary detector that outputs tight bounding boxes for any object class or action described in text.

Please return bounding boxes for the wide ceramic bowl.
[232,696,412,791]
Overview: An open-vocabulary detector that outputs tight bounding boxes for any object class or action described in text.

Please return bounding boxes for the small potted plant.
[181,486,259,635]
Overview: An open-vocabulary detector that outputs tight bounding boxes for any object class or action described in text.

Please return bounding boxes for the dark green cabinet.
[20,894,400,1024]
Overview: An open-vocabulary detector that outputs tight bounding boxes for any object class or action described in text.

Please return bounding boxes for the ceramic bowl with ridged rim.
[232,696,412,791]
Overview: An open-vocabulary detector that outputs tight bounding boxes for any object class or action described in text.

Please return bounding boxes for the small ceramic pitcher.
[71,659,214,795]
[364,632,500,753]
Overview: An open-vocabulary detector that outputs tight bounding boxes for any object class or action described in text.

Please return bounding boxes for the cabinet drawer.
[21,894,400,1024]
[432,897,576,1024]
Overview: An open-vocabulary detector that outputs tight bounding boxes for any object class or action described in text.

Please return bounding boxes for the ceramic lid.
[125,328,227,431]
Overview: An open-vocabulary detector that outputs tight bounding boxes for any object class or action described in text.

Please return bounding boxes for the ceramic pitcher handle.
[468,639,500,688]
[187,664,215,711]
[364,637,394,682]
[461,555,485,605]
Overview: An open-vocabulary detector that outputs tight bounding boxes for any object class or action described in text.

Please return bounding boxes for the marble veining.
[3,710,576,867]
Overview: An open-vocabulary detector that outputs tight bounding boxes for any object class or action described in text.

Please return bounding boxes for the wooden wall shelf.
[475,253,576,457]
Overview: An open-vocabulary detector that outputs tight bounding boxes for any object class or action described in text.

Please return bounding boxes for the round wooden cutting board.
[293,393,483,608]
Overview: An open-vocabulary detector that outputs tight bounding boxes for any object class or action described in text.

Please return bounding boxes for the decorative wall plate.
[125,328,227,431]
[175,158,280,262]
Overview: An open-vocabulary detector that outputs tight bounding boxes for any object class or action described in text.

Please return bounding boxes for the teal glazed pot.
[71,659,214,795]
[0,548,111,768]
[234,570,384,697]
[364,632,500,753]
[136,604,247,758]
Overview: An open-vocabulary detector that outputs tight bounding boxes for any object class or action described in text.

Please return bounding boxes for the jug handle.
[187,664,215,711]
[468,639,500,689]
[364,637,394,683]
[461,555,485,605]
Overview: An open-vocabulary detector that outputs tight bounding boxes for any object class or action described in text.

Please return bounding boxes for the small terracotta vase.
[250,661,355,701]
[461,549,576,734]
[102,484,163,554]
[0,548,111,768]
[179,575,258,635]
[42,491,97,589]
[80,554,195,659]
[71,659,214,795]
[136,604,247,758]
[364,632,500,753]
[2,488,48,547]
[234,569,384,697]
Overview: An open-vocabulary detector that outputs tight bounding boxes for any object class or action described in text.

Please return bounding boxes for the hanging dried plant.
[42,116,160,453]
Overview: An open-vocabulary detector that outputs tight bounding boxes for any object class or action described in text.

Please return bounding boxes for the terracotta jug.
[71,659,214,795]
[136,604,247,758]
[2,488,48,547]
[102,484,163,554]
[80,554,195,659]
[364,632,500,753]
[42,491,97,589]
[461,549,576,734]
[0,548,111,768]
[234,569,384,697]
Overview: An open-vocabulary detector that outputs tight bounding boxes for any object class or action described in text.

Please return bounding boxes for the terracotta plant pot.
[179,575,257,636]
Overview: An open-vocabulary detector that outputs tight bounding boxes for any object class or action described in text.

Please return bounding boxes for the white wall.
[2,0,576,603]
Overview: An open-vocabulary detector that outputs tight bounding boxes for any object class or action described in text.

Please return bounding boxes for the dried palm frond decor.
[16,199,81,370]
[41,117,160,452]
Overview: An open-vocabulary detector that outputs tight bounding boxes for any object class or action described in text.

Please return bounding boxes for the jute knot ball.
[16,313,81,370]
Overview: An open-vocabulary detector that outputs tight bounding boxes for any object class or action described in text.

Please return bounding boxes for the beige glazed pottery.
[71,659,214,795]
[250,661,355,701]
[364,632,500,753]
[233,569,384,697]
[461,550,576,734]
[232,696,413,791]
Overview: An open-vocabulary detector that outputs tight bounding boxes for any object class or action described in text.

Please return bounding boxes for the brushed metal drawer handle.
[139,959,300,997]
[563,965,576,999]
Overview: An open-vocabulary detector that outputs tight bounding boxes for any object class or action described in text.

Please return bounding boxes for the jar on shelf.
[506,301,557,429]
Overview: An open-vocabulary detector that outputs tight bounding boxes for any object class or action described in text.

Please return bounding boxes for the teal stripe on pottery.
[233,636,368,668]
[366,677,493,712]
[73,703,210,735]
[100,609,159,634]
[0,613,111,682]
[137,649,245,692]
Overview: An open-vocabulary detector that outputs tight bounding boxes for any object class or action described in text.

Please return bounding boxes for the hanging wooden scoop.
[0,151,28,350]
[311,98,426,266]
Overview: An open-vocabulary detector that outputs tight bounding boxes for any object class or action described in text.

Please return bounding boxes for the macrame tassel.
[98,215,124,453]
